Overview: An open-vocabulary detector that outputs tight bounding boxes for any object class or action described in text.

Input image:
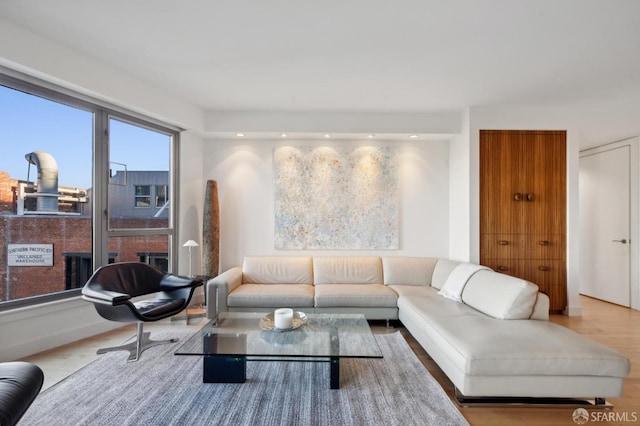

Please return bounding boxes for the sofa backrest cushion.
[313,256,383,285]
[242,256,313,284]
[431,259,463,290]
[382,257,438,286]
[461,270,539,319]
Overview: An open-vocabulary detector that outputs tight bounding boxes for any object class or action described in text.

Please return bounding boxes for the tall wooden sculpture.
[202,180,220,277]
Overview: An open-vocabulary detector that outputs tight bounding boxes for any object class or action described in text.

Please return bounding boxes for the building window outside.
[138,252,169,272]
[0,74,179,310]
[63,253,116,290]
[156,185,168,208]
[135,185,151,207]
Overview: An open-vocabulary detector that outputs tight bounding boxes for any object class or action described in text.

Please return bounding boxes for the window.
[0,72,179,309]
[63,252,116,290]
[135,185,151,207]
[156,185,168,208]
[138,252,169,272]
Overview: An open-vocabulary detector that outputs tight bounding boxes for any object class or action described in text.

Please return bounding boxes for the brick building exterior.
[0,171,169,302]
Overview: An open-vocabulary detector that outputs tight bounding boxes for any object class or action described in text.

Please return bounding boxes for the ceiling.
[1,0,640,142]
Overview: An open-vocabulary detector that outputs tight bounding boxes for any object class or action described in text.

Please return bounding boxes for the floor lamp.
[183,239,199,277]
[174,239,202,322]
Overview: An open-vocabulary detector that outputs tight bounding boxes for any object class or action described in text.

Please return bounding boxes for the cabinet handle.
[526,193,535,201]
[497,240,509,245]
[497,266,509,272]
[539,265,550,271]
[539,240,549,246]
[514,193,523,201]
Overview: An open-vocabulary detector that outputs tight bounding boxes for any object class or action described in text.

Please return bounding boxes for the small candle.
[274,308,294,329]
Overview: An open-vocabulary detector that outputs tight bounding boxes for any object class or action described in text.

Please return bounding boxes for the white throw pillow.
[438,263,491,302]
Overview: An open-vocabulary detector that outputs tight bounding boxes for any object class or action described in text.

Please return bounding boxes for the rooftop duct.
[25,150,59,212]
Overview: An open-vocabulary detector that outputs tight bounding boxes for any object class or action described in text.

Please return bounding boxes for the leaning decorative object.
[260,310,308,331]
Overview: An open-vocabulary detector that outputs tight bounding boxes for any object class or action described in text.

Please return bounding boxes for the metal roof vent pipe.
[25,150,59,212]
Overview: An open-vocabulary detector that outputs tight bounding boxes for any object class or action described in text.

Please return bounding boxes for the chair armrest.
[206,266,243,319]
[159,274,204,291]
[81,282,131,305]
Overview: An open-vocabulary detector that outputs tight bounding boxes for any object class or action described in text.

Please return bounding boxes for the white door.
[579,145,630,306]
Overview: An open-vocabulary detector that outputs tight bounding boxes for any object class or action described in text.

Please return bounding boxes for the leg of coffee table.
[330,357,339,389]
[203,356,246,383]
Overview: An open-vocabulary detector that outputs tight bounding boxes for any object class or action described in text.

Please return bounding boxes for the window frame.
[0,68,181,310]
[134,185,152,208]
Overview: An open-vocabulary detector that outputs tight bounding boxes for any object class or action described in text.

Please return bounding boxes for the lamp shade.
[183,240,199,247]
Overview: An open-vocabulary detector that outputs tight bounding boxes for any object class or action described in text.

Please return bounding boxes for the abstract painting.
[274,146,398,249]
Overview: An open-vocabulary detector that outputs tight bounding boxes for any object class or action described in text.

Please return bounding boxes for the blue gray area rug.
[21,331,468,426]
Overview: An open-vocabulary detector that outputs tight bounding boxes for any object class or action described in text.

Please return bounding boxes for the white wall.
[203,138,450,271]
[448,109,471,261]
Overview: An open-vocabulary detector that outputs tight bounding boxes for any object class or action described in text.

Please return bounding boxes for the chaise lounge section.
[206,255,630,403]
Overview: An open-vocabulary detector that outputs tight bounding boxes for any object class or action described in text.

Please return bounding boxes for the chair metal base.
[96,323,178,362]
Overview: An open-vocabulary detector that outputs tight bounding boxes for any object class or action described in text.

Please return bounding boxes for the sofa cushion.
[398,290,485,319]
[438,263,491,302]
[422,314,630,378]
[314,284,398,307]
[313,256,382,285]
[461,270,539,319]
[431,259,462,290]
[242,256,313,284]
[387,285,437,298]
[227,284,315,308]
[382,257,438,286]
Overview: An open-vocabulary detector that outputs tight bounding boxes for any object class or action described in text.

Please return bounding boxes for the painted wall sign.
[7,244,54,266]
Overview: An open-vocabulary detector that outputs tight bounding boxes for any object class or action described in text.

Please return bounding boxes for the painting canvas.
[274,146,398,249]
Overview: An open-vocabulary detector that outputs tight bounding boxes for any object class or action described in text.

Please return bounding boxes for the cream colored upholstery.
[461,270,539,320]
[242,256,313,284]
[206,255,630,401]
[314,284,397,308]
[228,283,314,308]
[313,256,382,285]
[430,258,462,290]
[382,256,438,286]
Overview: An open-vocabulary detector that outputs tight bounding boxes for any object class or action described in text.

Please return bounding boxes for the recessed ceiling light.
[324,134,331,138]
[236,133,245,137]
[409,134,418,139]
[368,134,375,139]
[281,133,287,138]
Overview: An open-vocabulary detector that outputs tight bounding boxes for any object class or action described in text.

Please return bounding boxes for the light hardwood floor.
[21,297,640,426]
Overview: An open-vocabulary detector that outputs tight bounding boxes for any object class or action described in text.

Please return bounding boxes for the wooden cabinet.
[480,130,567,313]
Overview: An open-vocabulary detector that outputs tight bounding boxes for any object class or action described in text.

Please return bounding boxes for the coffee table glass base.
[203,356,341,389]
[175,312,382,390]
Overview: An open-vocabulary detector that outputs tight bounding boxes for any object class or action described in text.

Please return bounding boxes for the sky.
[0,84,170,189]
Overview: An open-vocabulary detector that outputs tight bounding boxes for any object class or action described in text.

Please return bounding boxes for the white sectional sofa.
[206,255,630,403]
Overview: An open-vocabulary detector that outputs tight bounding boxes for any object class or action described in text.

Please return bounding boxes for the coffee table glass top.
[175,312,382,359]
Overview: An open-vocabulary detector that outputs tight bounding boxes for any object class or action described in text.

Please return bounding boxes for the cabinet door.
[480,130,522,234]
[523,259,567,313]
[480,258,525,278]
[523,234,565,260]
[480,234,523,259]
[520,131,566,236]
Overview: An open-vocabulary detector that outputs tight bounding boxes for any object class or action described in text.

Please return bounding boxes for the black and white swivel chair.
[82,262,203,362]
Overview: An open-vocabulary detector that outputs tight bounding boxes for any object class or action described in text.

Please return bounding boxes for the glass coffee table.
[174,312,382,389]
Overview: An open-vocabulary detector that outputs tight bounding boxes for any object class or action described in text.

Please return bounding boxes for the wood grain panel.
[479,130,521,234]
[480,234,522,259]
[479,130,567,313]
[523,259,567,312]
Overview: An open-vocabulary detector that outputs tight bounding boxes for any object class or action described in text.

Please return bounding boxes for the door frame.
[579,137,640,310]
